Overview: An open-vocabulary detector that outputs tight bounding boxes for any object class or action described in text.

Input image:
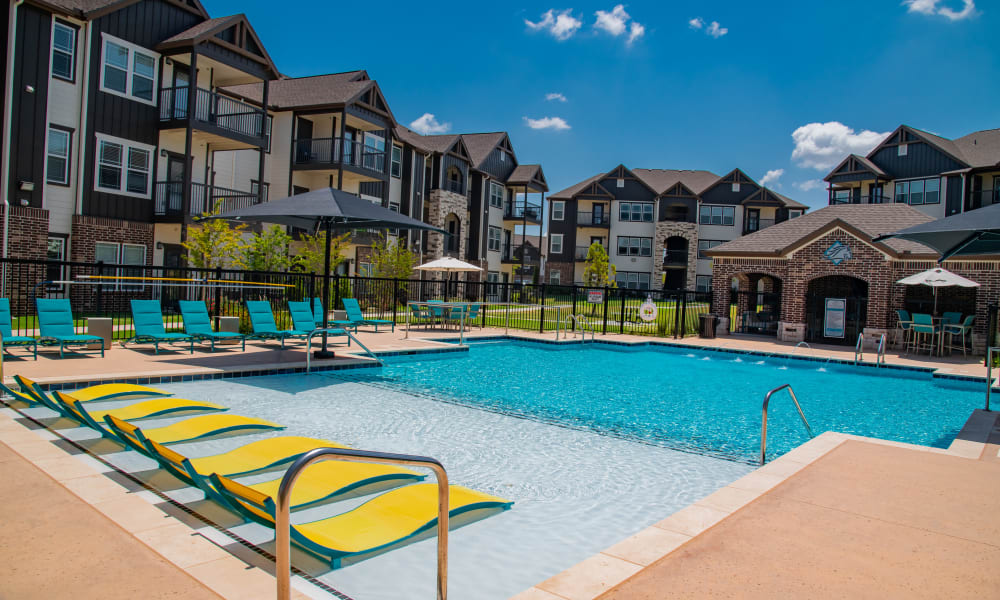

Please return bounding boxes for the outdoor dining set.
[894,309,975,356]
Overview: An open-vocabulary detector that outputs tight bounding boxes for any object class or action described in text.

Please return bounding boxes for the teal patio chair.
[288,301,350,346]
[35,298,104,358]
[246,300,309,349]
[444,303,479,329]
[943,315,975,357]
[941,311,962,325]
[909,313,940,356]
[0,298,37,359]
[313,297,358,332]
[426,300,445,328]
[124,300,194,354]
[408,303,433,327]
[894,309,913,350]
[342,298,394,332]
[178,301,245,351]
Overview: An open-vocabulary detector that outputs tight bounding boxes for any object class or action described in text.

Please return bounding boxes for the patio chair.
[246,300,310,349]
[427,300,446,328]
[103,413,283,449]
[288,301,351,346]
[124,300,195,354]
[909,313,940,356]
[342,298,394,332]
[941,311,962,325]
[943,315,975,357]
[15,374,170,405]
[408,303,433,327]
[894,309,913,349]
[312,297,359,332]
[445,304,479,329]
[178,300,245,351]
[35,298,105,358]
[0,298,37,359]
[52,390,226,438]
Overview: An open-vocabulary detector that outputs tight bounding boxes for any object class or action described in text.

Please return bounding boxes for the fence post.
[308,272,316,303]
[571,285,578,330]
[678,292,688,339]
[392,278,400,324]
[539,283,546,333]
[212,267,223,321]
[602,285,609,335]
[619,290,626,334]
[95,261,105,317]
[333,273,341,309]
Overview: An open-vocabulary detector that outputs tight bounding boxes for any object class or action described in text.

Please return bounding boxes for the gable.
[661,182,697,197]
[700,169,759,204]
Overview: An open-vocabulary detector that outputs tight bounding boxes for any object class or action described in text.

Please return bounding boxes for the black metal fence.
[0,257,714,342]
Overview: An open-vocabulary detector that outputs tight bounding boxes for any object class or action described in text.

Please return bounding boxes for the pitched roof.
[548,174,605,200]
[410,133,462,154]
[159,14,241,45]
[461,133,507,168]
[767,189,808,210]
[632,169,722,195]
[223,71,373,109]
[40,0,207,19]
[706,204,936,257]
[507,164,548,191]
[950,128,1000,169]
[393,125,435,153]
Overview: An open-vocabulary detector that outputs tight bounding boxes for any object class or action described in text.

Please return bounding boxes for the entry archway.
[805,275,868,344]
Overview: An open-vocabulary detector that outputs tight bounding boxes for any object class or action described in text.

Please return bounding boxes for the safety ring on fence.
[639,297,658,322]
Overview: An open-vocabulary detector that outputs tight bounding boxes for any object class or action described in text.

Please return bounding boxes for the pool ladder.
[305,329,382,373]
[760,384,814,465]
[563,314,595,343]
[854,333,887,367]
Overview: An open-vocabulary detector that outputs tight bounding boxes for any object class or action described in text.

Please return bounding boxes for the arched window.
[444,213,461,254]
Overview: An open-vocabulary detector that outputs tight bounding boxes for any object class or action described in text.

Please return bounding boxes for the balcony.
[154,181,259,217]
[967,189,998,211]
[577,211,610,227]
[662,249,688,268]
[159,87,265,144]
[574,245,608,261]
[292,137,386,177]
[501,243,540,265]
[830,194,892,205]
[443,179,466,196]
[503,202,542,223]
[743,218,776,235]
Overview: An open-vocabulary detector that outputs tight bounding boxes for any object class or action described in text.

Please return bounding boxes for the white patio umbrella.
[895,267,980,314]
[414,257,484,273]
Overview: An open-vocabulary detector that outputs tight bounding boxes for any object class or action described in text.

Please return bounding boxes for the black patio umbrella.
[873,202,1000,261]
[200,187,446,355]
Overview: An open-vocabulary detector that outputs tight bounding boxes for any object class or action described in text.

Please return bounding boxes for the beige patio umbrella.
[895,267,980,314]
[415,257,483,301]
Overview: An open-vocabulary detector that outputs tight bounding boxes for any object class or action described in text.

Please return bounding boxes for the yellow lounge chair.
[211,477,512,568]
[144,439,423,513]
[52,391,226,437]
[104,414,283,448]
[15,374,170,411]
[0,381,43,406]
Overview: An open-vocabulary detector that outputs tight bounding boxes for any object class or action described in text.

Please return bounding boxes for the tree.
[182,201,246,269]
[582,242,616,288]
[371,234,417,280]
[292,229,350,276]
[241,225,292,272]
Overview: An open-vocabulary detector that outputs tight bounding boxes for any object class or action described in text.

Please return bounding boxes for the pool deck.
[0,326,996,600]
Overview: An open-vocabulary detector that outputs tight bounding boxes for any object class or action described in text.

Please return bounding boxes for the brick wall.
[546,261,575,285]
[0,205,50,260]
[70,216,154,264]
[654,221,698,290]
[425,190,468,280]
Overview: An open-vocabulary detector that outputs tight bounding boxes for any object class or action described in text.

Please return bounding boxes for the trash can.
[699,314,717,339]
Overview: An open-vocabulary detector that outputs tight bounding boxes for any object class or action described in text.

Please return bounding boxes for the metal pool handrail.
[760,384,814,465]
[987,346,999,412]
[306,329,381,373]
[876,334,887,367]
[275,447,450,600]
[564,314,594,342]
[854,333,864,364]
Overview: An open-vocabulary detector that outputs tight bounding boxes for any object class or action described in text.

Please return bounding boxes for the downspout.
[75,19,93,216]
[2,0,27,267]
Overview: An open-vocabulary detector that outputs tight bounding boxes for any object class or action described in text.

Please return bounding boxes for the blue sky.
[211,0,997,209]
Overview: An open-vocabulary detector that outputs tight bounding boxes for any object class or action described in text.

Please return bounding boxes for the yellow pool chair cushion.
[16,374,170,404]
[53,391,226,427]
[105,413,284,445]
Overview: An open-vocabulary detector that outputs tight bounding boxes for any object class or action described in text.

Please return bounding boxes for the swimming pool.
[50,340,981,599]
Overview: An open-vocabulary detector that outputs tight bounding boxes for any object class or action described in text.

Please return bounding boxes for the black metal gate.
[729,290,782,335]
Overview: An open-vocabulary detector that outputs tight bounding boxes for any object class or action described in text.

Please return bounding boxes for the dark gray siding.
[197,43,271,81]
[869,142,964,180]
[547,199,576,262]
[478,148,516,181]
[440,155,469,194]
[699,181,758,205]
[82,0,203,221]
[10,4,51,208]
[946,175,962,216]
[468,173,483,259]
[598,177,654,202]
[828,172,875,184]
[658,195,697,222]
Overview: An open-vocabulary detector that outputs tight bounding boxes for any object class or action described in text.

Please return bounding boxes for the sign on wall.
[587,290,604,304]
[823,298,847,338]
[822,241,853,265]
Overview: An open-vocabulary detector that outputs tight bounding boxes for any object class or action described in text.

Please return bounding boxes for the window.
[696,275,712,293]
[499,151,506,163]
[898,143,908,157]
[46,126,72,185]
[615,271,650,290]
[619,202,653,222]
[616,178,624,188]
[549,269,560,284]
[487,226,502,252]
[250,180,270,203]
[550,233,563,254]
[697,239,723,259]
[832,189,851,204]
[616,236,652,257]
[388,201,400,236]
[93,241,145,290]
[46,236,67,290]
[731,182,740,193]
[95,134,154,198]
[357,262,372,277]
[51,21,76,81]
[489,181,504,208]
[788,209,803,219]
[390,146,402,178]
[895,178,941,206]
[551,200,565,221]
[699,205,735,225]
[100,34,159,105]
[264,116,273,153]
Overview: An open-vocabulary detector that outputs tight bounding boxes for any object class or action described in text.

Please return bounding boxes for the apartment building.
[824,125,1000,217]
[3,0,280,270]
[547,165,807,291]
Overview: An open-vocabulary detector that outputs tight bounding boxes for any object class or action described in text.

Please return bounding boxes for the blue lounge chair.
[288,301,351,346]
[124,300,195,354]
[342,298,394,332]
[35,298,104,358]
[313,297,358,332]
[178,301,245,351]
[0,298,37,359]
[247,300,309,348]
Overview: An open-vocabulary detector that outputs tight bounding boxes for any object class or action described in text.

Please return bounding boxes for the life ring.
[639,298,658,322]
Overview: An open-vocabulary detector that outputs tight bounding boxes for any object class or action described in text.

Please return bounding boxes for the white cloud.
[688,17,704,29]
[795,180,826,192]
[409,113,451,135]
[791,121,890,170]
[523,116,571,131]
[903,0,977,20]
[594,5,645,44]
[759,169,784,187]
[525,9,583,41]
[706,21,728,38]
[627,22,645,45]
[546,92,568,102]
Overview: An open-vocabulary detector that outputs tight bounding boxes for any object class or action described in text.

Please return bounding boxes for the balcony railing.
[575,245,608,261]
[444,179,465,195]
[504,202,541,221]
[662,249,688,267]
[159,86,265,140]
[968,189,998,210]
[154,181,259,217]
[501,243,540,265]
[744,218,776,235]
[577,211,610,226]
[292,137,386,175]
[830,194,892,205]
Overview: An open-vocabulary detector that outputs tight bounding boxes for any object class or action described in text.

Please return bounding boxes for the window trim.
[264,115,273,153]
[51,20,78,83]
[551,200,565,221]
[696,275,713,293]
[46,235,68,292]
[550,233,563,255]
[895,177,941,206]
[489,181,504,209]
[616,236,652,257]
[618,201,654,223]
[46,125,73,186]
[98,33,160,106]
[614,270,651,290]
[250,179,270,203]
[487,226,502,252]
[697,239,723,259]
[898,143,908,157]
[699,204,735,226]
[549,269,560,284]
[390,145,402,178]
[93,133,156,199]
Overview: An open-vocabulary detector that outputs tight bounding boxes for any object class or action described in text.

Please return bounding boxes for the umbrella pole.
[315,223,335,358]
